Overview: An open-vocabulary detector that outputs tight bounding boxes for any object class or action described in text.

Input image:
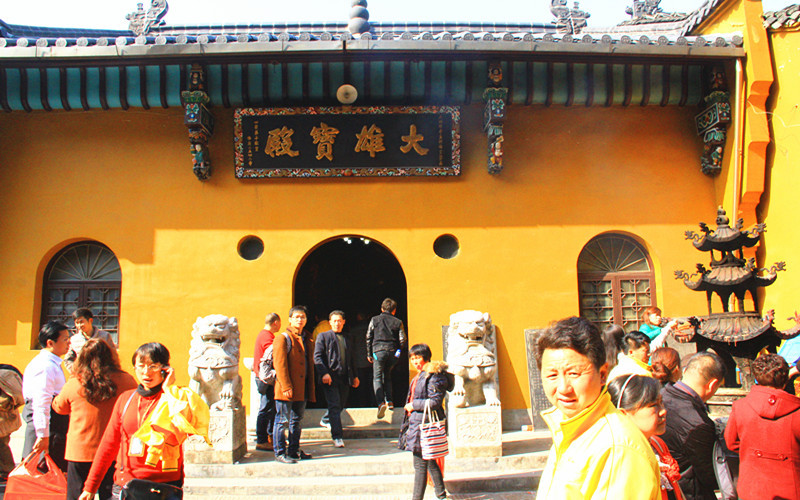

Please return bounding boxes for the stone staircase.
[183,409,547,499]
[707,388,747,418]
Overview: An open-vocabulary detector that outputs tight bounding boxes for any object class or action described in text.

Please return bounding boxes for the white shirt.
[22,349,66,438]
[68,327,117,358]
[608,353,652,382]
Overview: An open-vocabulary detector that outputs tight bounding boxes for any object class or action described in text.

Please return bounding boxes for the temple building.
[0,0,795,425]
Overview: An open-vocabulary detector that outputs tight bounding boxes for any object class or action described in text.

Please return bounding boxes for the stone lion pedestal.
[184,408,247,463]
[184,314,247,464]
[444,310,503,458]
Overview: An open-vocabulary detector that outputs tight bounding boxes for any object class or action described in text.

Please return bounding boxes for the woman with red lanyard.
[78,342,183,500]
[608,374,686,500]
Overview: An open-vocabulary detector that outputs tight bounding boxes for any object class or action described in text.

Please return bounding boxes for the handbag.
[4,452,67,500]
[122,479,182,500]
[420,400,448,460]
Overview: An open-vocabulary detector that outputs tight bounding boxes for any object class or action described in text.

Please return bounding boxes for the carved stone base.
[448,404,502,458]
[184,407,247,463]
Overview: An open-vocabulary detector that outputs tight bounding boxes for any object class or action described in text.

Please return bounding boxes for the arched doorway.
[294,235,408,409]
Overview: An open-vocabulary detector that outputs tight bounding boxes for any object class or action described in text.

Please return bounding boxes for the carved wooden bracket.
[695,66,731,176]
[483,62,507,175]
[181,63,215,180]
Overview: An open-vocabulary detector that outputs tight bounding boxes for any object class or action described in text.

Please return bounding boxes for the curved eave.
[0,35,744,113]
[753,274,778,288]
[691,233,760,252]
[697,316,773,343]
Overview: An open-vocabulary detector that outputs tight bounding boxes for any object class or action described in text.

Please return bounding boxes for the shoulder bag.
[420,399,448,460]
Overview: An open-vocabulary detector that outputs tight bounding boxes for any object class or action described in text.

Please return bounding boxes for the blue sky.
[1,0,791,30]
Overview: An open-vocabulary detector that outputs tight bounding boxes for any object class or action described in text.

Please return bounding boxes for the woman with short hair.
[724,353,800,500]
[78,342,209,500]
[536,316,660,499]
[399,343,453,500]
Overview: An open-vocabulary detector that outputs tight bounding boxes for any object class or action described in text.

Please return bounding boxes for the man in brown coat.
[272,305,316,464]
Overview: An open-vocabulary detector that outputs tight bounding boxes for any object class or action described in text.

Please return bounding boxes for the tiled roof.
[0,28,744,55]
[0,20,128,39]
[763,4,800,29]
[680,0,727,36]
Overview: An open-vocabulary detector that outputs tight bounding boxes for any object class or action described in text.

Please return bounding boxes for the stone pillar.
[185,314,247,463]
[444,310,502,458]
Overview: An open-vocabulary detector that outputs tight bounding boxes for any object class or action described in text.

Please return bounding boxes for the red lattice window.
[578,234,655,332]
[40,242,121,345]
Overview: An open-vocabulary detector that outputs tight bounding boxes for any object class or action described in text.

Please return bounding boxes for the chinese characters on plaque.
[234,106,460,178]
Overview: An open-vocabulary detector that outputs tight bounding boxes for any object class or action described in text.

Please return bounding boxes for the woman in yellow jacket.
[535,316,661,499]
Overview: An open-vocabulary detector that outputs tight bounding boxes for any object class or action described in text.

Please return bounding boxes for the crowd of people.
[0,309,208,500]
[252,298,407,458]
[1,301,799,500]
[536,312,800,500]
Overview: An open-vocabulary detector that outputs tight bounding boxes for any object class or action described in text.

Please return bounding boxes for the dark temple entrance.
[294,235,408,409]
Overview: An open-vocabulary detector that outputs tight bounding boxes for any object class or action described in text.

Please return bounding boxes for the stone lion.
[188,314,243,411]
[446,310,501,408]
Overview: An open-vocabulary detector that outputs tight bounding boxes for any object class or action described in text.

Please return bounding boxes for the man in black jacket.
[314,310,359,448]
[661,351,725,500]
[366,298,407,418]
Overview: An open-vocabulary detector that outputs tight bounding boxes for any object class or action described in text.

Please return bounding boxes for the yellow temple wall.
[757,29,800,332]
[694,0,773,229]
[0,103,716,410]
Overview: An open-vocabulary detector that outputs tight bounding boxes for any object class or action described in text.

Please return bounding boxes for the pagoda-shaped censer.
[674,207,800,390]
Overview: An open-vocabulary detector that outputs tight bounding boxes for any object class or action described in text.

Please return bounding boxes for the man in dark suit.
[314,310,359,448]
[661,351,725,500]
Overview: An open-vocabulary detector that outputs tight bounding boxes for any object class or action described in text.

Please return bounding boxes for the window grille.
[577,234,655,332]
[40,242,121,345]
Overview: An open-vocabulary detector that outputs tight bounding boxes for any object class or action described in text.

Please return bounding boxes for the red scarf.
[650,435,684,500]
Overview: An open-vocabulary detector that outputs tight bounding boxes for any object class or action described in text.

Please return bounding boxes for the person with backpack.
[252,313,281,452]
[272,306,315,464]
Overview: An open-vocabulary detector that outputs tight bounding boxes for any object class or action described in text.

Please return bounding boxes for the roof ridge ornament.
[550,0,590,35]
[349,0,370,35]
[127,0,169,36]
[620,0,688,26]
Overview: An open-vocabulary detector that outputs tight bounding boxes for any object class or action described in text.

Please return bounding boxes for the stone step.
[186,491,537,500]
[184,431,549,497]
[707,388,747,418]
[188,432,551,478]
[184,471,541,497]
[267,424,401,440]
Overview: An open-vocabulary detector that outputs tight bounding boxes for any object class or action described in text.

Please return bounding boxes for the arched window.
[40,242,122,344]
[577,234,655,332]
